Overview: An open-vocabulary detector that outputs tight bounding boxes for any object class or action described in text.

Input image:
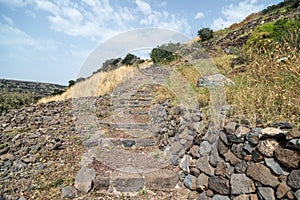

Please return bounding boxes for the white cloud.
[194,12,205,19]
[136,0,152,15]
[35,0,59,15]
[211,0,264,30]
[0,0,28,8]
[0,22,58,51]
[29,0,191,40]
[3,15,15,26]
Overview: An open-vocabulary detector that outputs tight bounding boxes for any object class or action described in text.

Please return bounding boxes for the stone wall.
[150,101,300,199]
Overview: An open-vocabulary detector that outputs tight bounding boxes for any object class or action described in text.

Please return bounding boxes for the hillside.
[0,79,66,98]
[1,1,300,200]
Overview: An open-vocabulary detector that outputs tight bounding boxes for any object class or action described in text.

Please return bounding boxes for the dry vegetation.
[39,66,136,103]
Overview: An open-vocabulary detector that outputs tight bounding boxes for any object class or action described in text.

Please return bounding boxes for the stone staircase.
[75,66,179,194]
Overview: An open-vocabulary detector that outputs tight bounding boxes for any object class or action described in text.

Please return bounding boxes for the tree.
[198,28,213,42]
[150,42,180,64]
[68,80,75,87]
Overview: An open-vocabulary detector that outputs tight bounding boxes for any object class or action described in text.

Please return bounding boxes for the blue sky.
[0,0,282,85]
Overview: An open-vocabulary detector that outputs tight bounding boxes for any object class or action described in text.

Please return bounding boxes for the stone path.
[75,66,180,193]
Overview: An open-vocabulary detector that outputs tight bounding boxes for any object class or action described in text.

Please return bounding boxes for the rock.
[233,195,250,200]
[251,150,264,162]
[189,145,200,159]
[287,191,295,199]
[231,143,243,159]
[264,158,289,176]
[224,150,240,166]
[250,194,259,200]
[121,139,135,147]
[170,141,185,155]
[184,174,197,191]
[74,167,96,193]
[188,191,199,200]
[21,156,36,164]
[215,161,227,177]
[209,146,221,167]
[257,139,279,157]
[242,142,254,155]
[208,176,230,195]
[246,163,280,188]
[197,173,209,191]
[11,160,26,172]
[180,155,190,174]
[227,135,245,143]
[197,156,214,176]
[197,74,235,88]
[275,148,300,169]
[270,122,293,129]
[276,182,291,199]
[260,127,286,138]
[199,141,212,156]
[94,175,110,190]
[230,173,255,194]
[220,131,229,145]
[145,169,178,191]
[171,155,179,166]
[198,191,212,200]
[211,195,230,200]
[235,160,248,173]
[246,133,259,145]
[218,140,229,155]
[286,129,300,140]
[224,122,238,134]
[190,167,201,177]
[235,126,250,137]
[61,186,77,199]
[294,190,300,200]
[287,139,300,150]
[111,171,144,192]
[287,169,300,189]
[257,187,275,200]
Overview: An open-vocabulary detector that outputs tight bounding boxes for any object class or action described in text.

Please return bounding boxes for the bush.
[150,42,181,64]
[197,28,213,42]
[0,90,37,114]
[121,53,137,65]
[68,80,75,87]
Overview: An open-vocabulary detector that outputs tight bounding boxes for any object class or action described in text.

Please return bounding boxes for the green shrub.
[121,53,137,65]
[197,28,213,42]
[150,42,180,64]
[245,17,300,53]
[0,90,37,114]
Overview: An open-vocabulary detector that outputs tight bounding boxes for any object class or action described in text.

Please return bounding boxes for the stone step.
[102,129,153,138]
[99,137,157,148]
[90,147,170,172]
[99,122,149,130]
[113,104,150,109]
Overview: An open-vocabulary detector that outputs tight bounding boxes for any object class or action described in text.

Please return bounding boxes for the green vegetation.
[121,53,137,65]
[245,17,300,53]
[0,90,38,114]
[226,17,300,126]
[68,80,75,87]
[150,42,181,64]
[197,27,214,42]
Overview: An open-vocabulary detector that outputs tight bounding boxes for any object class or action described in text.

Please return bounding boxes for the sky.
[0,0,282,85]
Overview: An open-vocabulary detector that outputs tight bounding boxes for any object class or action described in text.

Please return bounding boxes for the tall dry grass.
[226,44,300,126]
[39,66,136,103]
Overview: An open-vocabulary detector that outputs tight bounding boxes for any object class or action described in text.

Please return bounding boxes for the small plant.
[139,187,149,200]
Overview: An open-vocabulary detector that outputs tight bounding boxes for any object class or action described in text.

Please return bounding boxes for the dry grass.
[39,66,136,103]
[226,46,300,126]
